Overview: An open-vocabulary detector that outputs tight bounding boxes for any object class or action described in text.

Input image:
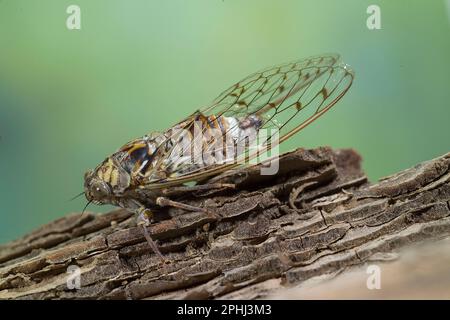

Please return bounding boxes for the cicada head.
[84,157,131,205]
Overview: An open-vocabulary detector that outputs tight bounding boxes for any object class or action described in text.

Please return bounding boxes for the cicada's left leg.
[136,207,166,262]
[161,183,235,197]
[156,197,220,220]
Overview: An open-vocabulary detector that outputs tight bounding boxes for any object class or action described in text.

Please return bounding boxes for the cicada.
[83,54,354,260]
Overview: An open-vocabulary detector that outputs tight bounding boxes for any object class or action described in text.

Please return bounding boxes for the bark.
[0,147,449,300]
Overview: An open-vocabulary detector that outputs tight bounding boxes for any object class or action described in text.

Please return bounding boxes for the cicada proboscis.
[83,54,354,261]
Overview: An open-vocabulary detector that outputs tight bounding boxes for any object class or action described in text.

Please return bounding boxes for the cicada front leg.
[136,207,166,262]
[134,195,220,262]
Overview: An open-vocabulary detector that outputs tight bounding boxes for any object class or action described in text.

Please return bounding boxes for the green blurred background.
[0,0,449,243]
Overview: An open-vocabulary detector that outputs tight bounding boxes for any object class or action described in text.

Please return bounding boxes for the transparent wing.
[144,54,354,189]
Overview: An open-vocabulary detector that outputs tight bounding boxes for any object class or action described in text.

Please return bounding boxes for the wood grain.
[1,147,449,299]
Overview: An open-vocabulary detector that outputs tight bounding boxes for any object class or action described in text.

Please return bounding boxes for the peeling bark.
[0,147,449,300]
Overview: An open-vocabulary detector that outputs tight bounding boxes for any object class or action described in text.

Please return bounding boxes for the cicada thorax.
[113,113,263,187]
[95,158,120,187]
[115,135,166,185]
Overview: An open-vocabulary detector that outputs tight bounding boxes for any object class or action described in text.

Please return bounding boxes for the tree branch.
[1,147,449,299]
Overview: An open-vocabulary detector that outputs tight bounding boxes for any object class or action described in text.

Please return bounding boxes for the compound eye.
[91,181,111,199]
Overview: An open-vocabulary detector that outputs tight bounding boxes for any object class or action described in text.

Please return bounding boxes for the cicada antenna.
[68,191,85,202]
[75,200,93,225]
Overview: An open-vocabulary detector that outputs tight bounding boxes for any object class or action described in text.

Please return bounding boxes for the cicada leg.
[136,207,166,262]
[161,183,235,197]
[156,196,220,220]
